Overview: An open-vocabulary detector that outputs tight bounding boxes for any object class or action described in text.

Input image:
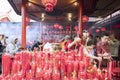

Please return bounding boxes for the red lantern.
[26,17,30,23]
[101,27,106,31]
[43,26,46,29]
[41,0,57,12]
[95,29,100,33]
[113,24,120,28]
[59,26,63,30]
[54,23,59,28]
[74,26,78,31]
[82,15,89,23]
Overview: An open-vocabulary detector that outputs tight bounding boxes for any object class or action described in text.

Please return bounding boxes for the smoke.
[0,22,41,45]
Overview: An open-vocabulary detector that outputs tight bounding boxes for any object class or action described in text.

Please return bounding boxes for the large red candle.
[43,69,52,80]
[79,61,85,72]
[67,61,73,77]
[52,69,60,80]
[35,68,43,79]
[73,61,78,72]
[62,76,69,80]
[2,54,12,77]
[108,61,112,79]
[26,70,34,79]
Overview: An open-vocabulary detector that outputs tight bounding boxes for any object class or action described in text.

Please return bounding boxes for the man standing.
[96,33,111,67]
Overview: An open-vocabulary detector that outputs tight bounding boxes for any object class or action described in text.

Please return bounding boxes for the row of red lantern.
[42,30,77,34]
[42,24,63,30]
[95,27,107,33]
[26,15,89,24]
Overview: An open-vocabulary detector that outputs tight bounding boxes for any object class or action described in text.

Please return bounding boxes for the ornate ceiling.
[8,0,120,23]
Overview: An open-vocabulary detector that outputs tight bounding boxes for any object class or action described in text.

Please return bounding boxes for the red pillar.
[78,1,83,37]
[21,0,26,49]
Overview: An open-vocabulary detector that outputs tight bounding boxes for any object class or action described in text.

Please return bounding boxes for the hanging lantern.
[113,24,120,28]
[43,26,46,29]
[101,27,106,31]
[41,0,57,12]
[95,29,100,33]
[74,26,78,31]
[82,15,89,23]
[26,17,30,23]
[58,26,63,30]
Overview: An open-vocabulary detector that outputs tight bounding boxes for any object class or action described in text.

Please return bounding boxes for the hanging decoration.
[41,0,57,12]
[26,17,30,23]
[43,26,46,29]
[113,24,120,28]
[58,26,63,30]
[95,29,100,33]
[101,27,106,31]
[74,26,78,31]
[53,23,63,30]
[82,15,89,23]
[54,23,59,28]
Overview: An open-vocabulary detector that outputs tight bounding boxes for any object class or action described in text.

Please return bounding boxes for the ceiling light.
[41,13,45,18]
[68,18,72,21]
[96,16,103,21]
[68,13,72,18]
[42,18,44,21]
[28,2,32,7]
[74,2,78,6]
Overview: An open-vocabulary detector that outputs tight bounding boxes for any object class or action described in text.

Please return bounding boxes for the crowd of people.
[59,31,120,67]
[0,35,22,55]
[0,30,120,68]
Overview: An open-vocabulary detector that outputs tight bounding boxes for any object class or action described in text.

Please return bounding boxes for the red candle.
[21,52,31,72]
[67,61,73,77]
[11,60,21,75]
[108,61,112,79]
[0,75,3,80]
[80,72,86,79]
[73,61,78,72]
[67,55,74,61]
[35,68,43,79]
[62,76,69,80]
[70,77,78,80]
[79,61,85,72]
[78,46,84,60]
[26,70,34,79]
[31,61,36,75]
[84,56,90,69]
[4,75,10,80]
[2,54,12,77]
[14,53,21,60]
[52,70,60,80]
[43,69,52,80]
[96,68,102,80]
